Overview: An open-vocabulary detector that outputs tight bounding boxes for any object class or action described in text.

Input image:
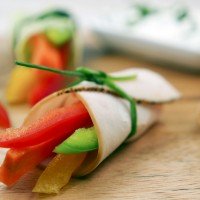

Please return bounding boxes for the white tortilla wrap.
[21,68,180,176]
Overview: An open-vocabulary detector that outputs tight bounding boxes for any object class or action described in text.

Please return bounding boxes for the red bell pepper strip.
[0,102,10,128]
[28,76,65,106]
[0,102,92,148]
[30,34,64,79]
[0,138,58,186]
[59,41,71,67]
[0,102,92,186]
[28,34,67,104]
[31,34,64,67]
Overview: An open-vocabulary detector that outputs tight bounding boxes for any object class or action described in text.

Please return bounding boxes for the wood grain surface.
[0,55,200,200]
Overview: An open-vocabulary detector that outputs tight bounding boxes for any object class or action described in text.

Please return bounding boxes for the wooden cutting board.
[0,55,200,200]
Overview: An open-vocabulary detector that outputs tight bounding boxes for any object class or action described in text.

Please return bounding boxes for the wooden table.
[0,55,200,200]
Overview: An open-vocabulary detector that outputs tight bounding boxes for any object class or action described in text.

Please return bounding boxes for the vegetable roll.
[6,9,79,106]
[0,66,180,194]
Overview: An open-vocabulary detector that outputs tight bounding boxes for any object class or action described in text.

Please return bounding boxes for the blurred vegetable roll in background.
[6,9,79,106]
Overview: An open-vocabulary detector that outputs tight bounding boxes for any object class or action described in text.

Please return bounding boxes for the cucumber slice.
[54,127,98,154]
[45,27,72,46]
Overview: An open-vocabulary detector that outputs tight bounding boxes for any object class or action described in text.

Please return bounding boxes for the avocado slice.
[54,127,98,154]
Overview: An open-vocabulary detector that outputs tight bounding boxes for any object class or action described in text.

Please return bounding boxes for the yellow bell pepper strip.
[54,127,98,154]
[0,102,92,148]
[0,102,10,128]
[6,67,37,104]
[33,153,86,194]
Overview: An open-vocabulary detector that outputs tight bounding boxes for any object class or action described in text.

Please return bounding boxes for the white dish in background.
[92,2,200,71]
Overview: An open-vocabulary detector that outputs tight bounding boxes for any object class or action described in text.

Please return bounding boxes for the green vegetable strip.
[54,127,98,154]
[15,61,137,137]
[45,27,73,46]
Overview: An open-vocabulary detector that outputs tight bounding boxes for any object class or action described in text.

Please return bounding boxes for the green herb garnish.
[176,8,188,21]
[175,8,197,31]
[135,4,157,17]
[15,61,137,137]
[127,4,157,26]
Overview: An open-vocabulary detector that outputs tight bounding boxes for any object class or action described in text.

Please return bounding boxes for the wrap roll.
[23,68,180,176]
[6,9,80,106]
